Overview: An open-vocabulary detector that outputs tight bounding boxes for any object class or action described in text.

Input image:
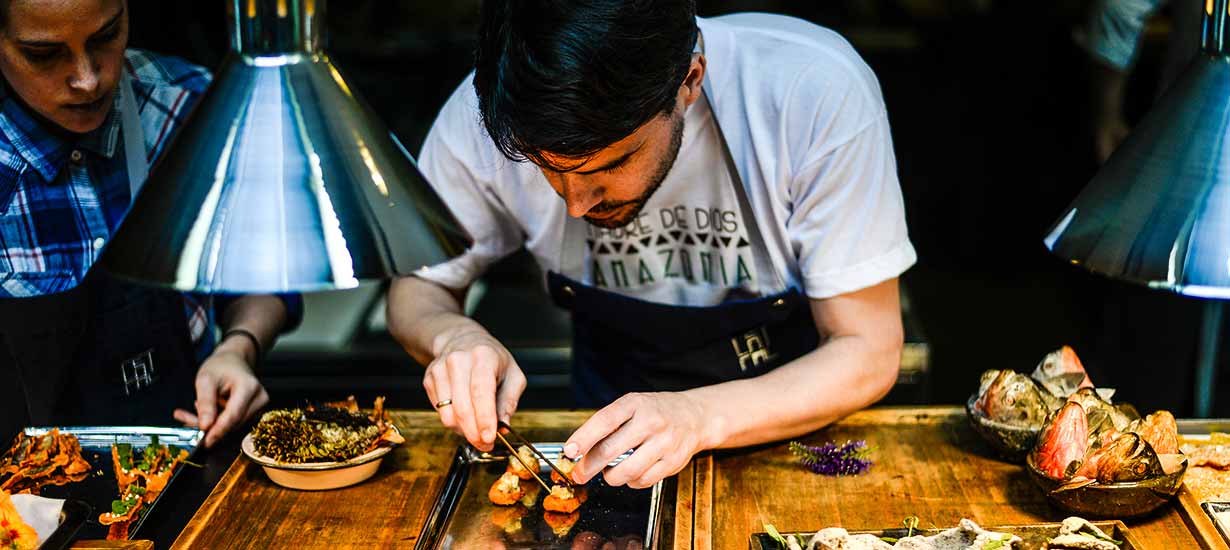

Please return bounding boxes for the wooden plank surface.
[1176,486,1230,550]
[170,407,1206,549]
[171,411,589,550]
[705,407,1202,550]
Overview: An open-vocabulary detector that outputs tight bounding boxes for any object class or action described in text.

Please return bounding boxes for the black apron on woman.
[0,74,198,440]
[549,83,822,408]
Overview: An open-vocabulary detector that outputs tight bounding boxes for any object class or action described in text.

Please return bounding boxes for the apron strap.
[701,88,785,294]
[119,71,149,202]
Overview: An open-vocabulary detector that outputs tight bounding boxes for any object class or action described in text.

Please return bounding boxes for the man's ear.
[680,53,706,108]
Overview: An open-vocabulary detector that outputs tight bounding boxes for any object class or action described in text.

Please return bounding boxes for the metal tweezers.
[494,420,575,492]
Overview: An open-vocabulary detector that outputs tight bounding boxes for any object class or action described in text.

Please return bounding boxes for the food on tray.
[490,504,529,535]
[1044,517,1122,550]
[542,510,579,538]
[98,436,190,540]
[790,518,1022,550]
[550,455,577,484]
[489,471,526,506]
[1030,392,1184,489]
[518,479,542,507]
[972,346,1109,430]
[1179,433,1230,501]
[249,396,404,463]
[543,483,586,514]
[507,445,540,481]
[0,430,91,495]
[0,491,39,550]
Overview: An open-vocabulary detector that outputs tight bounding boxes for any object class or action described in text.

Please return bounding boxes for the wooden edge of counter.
[70,540,153,550]
[169,455,251,549]
[692,453,714,550]
[672,459,695,550]
[1176,486,1230,550]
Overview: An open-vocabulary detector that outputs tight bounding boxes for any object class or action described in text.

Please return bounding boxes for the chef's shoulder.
[123,48,212,97]
[421,71,526,180]
[718,13,889,163]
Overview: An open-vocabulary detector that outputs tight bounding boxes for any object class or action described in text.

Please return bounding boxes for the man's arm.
[566,278,903,488]
[387,275,527,452]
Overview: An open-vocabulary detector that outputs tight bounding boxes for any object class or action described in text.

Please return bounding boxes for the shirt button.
[70,150,84,164]
[93,237,105,249]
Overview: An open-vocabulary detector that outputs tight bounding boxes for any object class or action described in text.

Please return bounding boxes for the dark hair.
[474,0,698,169]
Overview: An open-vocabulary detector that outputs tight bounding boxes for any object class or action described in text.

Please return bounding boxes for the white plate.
[240,426,400,491]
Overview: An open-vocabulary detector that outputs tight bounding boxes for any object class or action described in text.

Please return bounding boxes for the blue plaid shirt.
[0,49,301,359]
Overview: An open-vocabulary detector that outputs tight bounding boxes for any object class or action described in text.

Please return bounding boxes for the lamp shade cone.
[1044,54,1230,298]
[98,0,469,293]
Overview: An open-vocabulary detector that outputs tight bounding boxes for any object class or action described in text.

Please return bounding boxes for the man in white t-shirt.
[388,1,916,489]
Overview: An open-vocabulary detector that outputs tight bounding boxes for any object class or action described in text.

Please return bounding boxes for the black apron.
[0,73,198,441]
[548,87,820,408]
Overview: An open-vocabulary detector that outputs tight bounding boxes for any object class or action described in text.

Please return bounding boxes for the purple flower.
[789,440,873,476]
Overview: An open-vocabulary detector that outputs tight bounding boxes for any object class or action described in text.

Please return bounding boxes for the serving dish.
[240,425,401,491]
[750,520,1141,550]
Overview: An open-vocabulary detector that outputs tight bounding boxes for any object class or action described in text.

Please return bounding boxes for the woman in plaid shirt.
[0,0,301,447]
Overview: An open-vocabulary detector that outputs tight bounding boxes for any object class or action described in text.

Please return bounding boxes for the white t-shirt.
[416,13,916,305]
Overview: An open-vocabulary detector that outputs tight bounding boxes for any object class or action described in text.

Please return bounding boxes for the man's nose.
[560,176,603,218]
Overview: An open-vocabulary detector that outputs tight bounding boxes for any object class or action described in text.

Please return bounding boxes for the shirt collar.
[0,90,123,183]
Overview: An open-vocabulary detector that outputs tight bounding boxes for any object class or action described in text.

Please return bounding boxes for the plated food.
[0,491,39,550]
[769,517,1127,550]
[486,444,593,541]
[0,430,91,494]
[249,396,403,463]
[98,436,190,540]
[242,396,404,490]
[968,347,1114,458]
[1026,391,1186,517]
[1180,432,1230,502]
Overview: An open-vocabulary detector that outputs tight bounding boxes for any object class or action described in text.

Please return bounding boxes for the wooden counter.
[167,407,1214,549]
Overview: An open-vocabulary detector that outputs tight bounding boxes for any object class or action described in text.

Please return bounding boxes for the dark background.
[126,0,1229,417]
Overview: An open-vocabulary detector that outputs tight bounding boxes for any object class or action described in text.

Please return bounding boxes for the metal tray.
[750,520,1140,550]
[415,443,663,549]
[1174,418,1230,549]
[18,426,202,542]
[39,499,91,550]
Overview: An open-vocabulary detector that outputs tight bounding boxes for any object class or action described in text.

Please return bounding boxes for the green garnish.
[903,516,919,538]
[879,536,899,543]
[764,523,786,548]
[110,493,140,516]
[1079,531,1123,545]
[116,443,133,470]
[129,485,146,496]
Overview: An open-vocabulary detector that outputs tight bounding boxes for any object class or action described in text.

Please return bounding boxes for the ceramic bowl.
[965,394,1041,462]
[240,426,400,491]
[1024,451,1188,519]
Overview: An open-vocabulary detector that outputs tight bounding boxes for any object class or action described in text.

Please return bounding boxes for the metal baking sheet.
[750,520,1140,550]
[16,426,202,542]
[415,443,662,549]
[1203,502,1230,548]
[39,499,91,550]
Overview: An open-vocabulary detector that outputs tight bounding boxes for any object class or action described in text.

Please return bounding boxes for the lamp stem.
[1202,0,1230,54]
[227,0,324,56]
[1194,301,1223,417]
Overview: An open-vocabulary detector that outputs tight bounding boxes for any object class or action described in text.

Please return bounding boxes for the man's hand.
[563,392,712,489]
[424,328,527,452]
[173,348,269,448]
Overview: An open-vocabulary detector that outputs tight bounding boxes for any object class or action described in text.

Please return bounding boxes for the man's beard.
[583,113,685,229]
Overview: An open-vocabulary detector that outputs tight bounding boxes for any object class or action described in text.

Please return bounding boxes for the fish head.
[1031,346,1094,398]
[1094,433,1164,483]
[975,370,1051,428]
[1032,401,1090,480]
[1130,411,1179,455]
